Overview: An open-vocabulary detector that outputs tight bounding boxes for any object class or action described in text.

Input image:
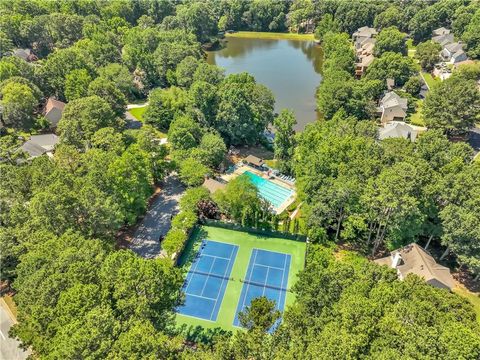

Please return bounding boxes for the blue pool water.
[243,171,294,208]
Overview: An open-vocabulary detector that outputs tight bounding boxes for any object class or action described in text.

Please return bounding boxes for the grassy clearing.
[407,39,417,58]
[2,295,18,319]
[422,72,440,89]
[176,225,306,332]
[264,159,278,168]
[453,285,480,324]
[129,106,148,121]
[226,31,315,41]
[409,100,426,126]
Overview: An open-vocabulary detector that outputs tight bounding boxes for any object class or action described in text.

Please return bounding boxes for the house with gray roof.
[378,121,425,142]
[432,27,451,36]
[375,243,454,290]
[20,134,59,159]
[353,26,377,48]
[13,48,38,62]
[377,91,408,123]
[441,42,464,62]
[432,33,454,46]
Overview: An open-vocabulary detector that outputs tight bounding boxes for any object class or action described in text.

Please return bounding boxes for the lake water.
[206,37,323,132]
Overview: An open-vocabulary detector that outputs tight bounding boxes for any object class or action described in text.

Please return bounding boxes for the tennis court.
[178,240,238,321]
[233,249,291,327]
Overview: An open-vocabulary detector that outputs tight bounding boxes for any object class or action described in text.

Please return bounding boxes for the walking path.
[129,175,185,259]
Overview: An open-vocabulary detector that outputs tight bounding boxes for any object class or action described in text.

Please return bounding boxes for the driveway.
[129,175,185,259]
[0,300,30,360]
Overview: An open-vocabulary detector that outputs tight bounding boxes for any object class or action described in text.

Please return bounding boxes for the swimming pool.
[243,171,294,209]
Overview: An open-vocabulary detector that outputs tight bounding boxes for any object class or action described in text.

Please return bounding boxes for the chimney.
[391,252,402,269]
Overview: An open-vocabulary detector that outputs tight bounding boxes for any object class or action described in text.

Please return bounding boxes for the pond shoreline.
[225,31,315,41]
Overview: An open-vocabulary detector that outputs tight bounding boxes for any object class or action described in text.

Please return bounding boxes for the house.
[43,97,66,127]
[353,26,377,48]
[355,54,375,77]
[432,27,451,36]
[20,134,59,159]
[244,154,264,168]
[450,49,468,64]
[441,42,464,61]
[356,37,376,56]
[378,121,425,142]
[432,33,454,46]
[386,78,395,91]
[202,178,226,194]
[377,91,408,123]
[453,59,476,69]
[13,48,38,62]
[375,243,454,290]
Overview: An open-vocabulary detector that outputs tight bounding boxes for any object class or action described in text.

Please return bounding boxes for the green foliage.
[175,56,200,88]
[97,63,135,99]
[374,6,402,30]
[423,74,480,134]
[0,56,34,83]
[314,14,340,41]
[238,296,281,332]
[404,76,423,97]
[168,115,203,152]
[144,86,188,130]
[0,81,37,129]
[88,77,127,118]
[365,52,417,86]
[178,157,208,187]
[216,73,275,145]
[179,186,210,213]
[415,41,442,72]
[195,132,227,168]
[273,109,297,173]
[374,26,407,57]
[64,69,92,101]
[213,175,266,226]
[57,95,118,149]
[462,9,480,59]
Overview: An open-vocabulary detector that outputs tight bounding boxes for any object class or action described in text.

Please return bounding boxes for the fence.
[200,219,307,242]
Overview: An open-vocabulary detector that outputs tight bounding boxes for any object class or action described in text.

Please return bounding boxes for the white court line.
[277,254,288,307]
[261,267,270,297]
[239,249,258,315]
[187,293,217,301]
[199,259,215,297]
[209,245,236,320]
[253,263,285,271]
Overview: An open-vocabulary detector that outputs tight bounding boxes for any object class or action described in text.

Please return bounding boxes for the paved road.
[129,175,185,259]
[0,302,30,360]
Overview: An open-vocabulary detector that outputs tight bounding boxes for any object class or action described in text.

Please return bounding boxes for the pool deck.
[221,165,296,214]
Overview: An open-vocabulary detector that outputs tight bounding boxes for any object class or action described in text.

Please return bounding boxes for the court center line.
[187,293,218,301]
[277,254,288,308]
[253,263,285,271]
[209,244,236,320]
[199,257,216,297]
[262,266,270,297]
[239,249,258,318]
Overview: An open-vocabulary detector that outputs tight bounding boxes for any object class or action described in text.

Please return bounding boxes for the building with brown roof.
[202,178,226,194]
[44,97,66,127]
[244,155,264,168]
[375,243,454,290]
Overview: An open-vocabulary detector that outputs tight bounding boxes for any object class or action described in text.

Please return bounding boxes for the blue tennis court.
[178,240,238,321]
[233,249,291,327]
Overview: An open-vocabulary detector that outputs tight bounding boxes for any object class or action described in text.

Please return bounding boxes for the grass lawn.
[407,39,417,59]
[264,159,278,169]
[453,285,480,324]
[409,99,426,126]
[2,295,18,319]
[422,72,440,89]
[129,106,148,121]
[226,31,315,41]
[176,225,306,332]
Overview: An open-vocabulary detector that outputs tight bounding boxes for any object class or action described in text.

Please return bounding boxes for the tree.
[462,9,480,59]
[97,63,135,99]
[374,26,407,57]
[88,77,127,118]
[57,96,118,149]
[143,87,188,130]
[189,80,219,125]
[374,6,402,30]
[288,0,315,33]
[167,115,203,152]
[195,132,227,168]
[174,2,218,43]
[238,296,281,331]
[64,69,92,101]
[0,56,34,83]
[314,14,340,41]
[408,7,437,44]
[178,158,208,187]
[216,73,275,145]
[175,56,200,88]
[273,109,297,173]
[0,81,37,129]
[365,52,416,86]
[213,175,265,225]
[404,76,422,97]
[423,75,480,134]
[415,41,442,72]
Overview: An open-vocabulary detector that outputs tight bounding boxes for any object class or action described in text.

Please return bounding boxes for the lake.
[206,36,323,132]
